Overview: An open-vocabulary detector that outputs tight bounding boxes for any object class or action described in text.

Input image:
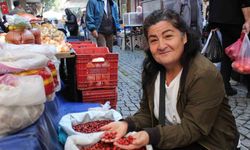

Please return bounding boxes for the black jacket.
[209,0,250,25]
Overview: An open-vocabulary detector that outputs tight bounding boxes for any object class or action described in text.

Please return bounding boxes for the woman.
[101,9,239,150]
[65,8,78,36]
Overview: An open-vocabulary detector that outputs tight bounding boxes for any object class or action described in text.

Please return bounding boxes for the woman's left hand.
[114,131,149,150]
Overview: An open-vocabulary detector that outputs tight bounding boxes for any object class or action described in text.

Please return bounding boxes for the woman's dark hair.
[142,9,201,90]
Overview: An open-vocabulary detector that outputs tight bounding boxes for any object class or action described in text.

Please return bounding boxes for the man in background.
[86,0,121,52]
[208,0,250,97]
[9,1,25,15]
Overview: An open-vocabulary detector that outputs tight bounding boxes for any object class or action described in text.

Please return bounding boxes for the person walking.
[65,8,78,36]
[101,9,239,150]
[9,1,25,15]
[85,0,121,52]
[208,0,250,96]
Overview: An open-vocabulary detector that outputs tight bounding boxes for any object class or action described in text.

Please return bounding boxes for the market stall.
[0,13,122,150]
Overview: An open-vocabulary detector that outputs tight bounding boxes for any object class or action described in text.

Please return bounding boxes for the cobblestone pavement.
[114,46,250,149]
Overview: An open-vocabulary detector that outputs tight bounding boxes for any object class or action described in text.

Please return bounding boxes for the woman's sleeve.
[124,88,153,132]
[154,69,225,149]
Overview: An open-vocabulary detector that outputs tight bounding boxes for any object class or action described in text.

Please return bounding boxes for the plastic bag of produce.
[6,15,31,28]
[15,67,55,101]
[0,43,57,60]
[0,104,44,136]
[232,34,250,74]
[0,74,46,106]
[225,33,245,61]
[0,52,49,74]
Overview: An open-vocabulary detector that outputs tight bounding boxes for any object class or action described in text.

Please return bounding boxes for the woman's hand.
[114,131,149,150]
[100,121,128,142]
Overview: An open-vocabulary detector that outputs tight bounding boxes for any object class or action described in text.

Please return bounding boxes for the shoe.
[226,87,237,96]
[247,92,250,98]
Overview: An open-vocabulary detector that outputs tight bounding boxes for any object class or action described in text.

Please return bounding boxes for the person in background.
[0,15,8,32]
[85,0,121,52]
[65,8,78,36]
[9,1,25,15]
[80,13,89,39]
[53,19,67,36]
[101,9,239,150]
[208,0,250,96]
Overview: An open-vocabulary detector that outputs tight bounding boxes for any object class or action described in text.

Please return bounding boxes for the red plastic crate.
[75,47,118,90]
[69,41,92,44]
[72,43,97,49]
[82,88,117,109]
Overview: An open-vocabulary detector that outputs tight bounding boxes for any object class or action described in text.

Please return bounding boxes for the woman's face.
[147,21,187,69]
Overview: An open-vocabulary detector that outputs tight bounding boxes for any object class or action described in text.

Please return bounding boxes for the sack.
[0,74,46,106]
[163,0,203,33]
[0,104,44,136]
[201,30,223,63]
[65,132,154,150]
[0,52,49,74]
[225,33,245,61]
[232,34,250,74]
[59,109,122,144]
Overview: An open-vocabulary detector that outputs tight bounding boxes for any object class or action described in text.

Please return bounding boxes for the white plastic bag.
[59,109,122,140]
[0,43,57,59]
[0,74,46,106]
[232,34,250,74]
[0,104,44,136]
[0,52,49,74]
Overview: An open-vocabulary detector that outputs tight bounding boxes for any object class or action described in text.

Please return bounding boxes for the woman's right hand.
[100,121,128,142]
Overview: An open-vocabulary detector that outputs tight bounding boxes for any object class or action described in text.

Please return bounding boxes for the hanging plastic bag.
[225,33,245,61]
[232,34,250,74]
[201,29,223,63]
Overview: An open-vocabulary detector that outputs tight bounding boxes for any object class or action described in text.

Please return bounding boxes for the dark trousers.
[96,33,114,52]
[213,24,242,90]
[69,27,79,36]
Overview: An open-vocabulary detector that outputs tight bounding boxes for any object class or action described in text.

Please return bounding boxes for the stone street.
[114,46,250,149]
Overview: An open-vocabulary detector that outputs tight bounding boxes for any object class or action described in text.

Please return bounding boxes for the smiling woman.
[100,9,239,150]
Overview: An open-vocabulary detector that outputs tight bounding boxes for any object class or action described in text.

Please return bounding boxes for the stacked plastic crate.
[70,41,118,109]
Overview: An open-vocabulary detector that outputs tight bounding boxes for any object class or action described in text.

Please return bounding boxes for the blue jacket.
[86,0,121,33]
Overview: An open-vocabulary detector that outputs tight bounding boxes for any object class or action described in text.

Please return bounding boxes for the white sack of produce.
[0,43,57,59]
[0,51,49,74]
[59,109,122,140]
[65,132,153,150]
[0,74,46,106]
[65,134,101,150]
[0,104,44,136]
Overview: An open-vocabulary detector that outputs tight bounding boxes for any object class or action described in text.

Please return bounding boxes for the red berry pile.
[73,120,113,133]
[102,132,116,140]
[116,135,134,145]
[81,135,146,150]
[80,141,146,150]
